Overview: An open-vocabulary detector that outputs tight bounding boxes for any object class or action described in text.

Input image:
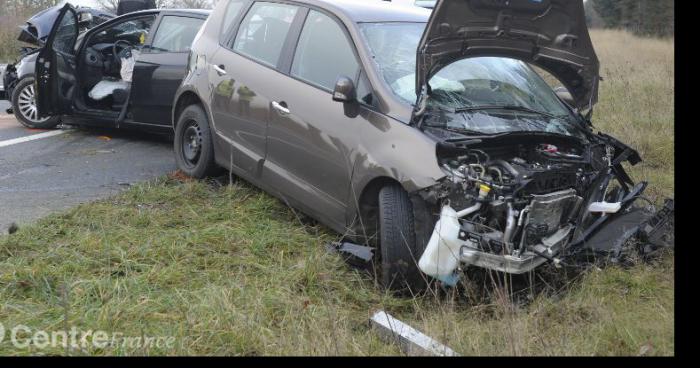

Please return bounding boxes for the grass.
[0,30,674,356]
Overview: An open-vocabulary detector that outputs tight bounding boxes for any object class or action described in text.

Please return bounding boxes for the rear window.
[232,2,298,67]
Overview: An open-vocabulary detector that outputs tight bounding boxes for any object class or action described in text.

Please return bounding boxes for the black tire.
[378,184,428,292]
[11,76,60,129]
[174,104,220,178]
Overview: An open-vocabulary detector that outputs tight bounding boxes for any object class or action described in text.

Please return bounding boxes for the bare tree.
[170,0,213,8]
[94,0,119,13]
[94,0,177,13]
[2,0,60,17]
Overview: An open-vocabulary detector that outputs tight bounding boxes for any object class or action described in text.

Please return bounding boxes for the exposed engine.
[418,136,613,281]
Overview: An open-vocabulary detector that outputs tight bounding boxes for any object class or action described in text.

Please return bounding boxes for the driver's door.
[36,4,79,118]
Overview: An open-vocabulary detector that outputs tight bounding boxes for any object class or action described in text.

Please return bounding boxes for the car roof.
[295,0,431,23]
[122,8,211,19]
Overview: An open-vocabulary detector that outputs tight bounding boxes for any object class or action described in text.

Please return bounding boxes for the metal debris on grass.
[370,310,459,356]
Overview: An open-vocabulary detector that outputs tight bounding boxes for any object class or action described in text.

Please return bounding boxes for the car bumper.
[456,198,674,275]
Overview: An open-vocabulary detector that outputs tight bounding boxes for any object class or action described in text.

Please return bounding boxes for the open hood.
[416,0,599,111]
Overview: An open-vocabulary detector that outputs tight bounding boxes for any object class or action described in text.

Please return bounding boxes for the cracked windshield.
[360,22,585,137]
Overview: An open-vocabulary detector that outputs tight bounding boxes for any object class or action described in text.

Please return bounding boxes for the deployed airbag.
[120,49,139,82]
[88,49,139,101]
[89,80,129,100]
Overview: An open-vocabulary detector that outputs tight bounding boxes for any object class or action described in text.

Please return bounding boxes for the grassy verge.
[0,30,674,356]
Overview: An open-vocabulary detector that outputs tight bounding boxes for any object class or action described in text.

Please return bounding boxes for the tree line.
[589,0,674,37]
[0,0,213,17]
[94,0,214,13]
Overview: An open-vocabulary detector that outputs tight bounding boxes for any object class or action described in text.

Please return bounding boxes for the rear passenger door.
[263,9,369,227]
[130,14,206,126]
[209,1,301,177]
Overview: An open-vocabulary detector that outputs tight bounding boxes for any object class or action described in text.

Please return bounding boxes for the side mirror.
[332,76,356,103]
[78,12,93,27]
[553,86,574,106]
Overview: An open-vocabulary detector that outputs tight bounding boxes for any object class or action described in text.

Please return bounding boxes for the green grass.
[0,30,674,356]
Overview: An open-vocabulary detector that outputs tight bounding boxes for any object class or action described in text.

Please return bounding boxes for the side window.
[291,10,359,91]
[220,0,247,44]
[151,16,205,52]
[89,16,156,47]
[232,2,299,67]
[53,9,78,54]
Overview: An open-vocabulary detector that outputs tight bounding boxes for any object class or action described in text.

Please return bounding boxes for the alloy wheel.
[16,83,50,124]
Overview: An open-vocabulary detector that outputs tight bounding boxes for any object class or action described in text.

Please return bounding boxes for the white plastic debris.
[588,201,622,214]
[370,310,459,356]
[88,80,130,101]
[418,205,464,285]
[418,185,491,285]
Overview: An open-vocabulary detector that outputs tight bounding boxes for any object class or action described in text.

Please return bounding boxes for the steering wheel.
[112,40,133,65]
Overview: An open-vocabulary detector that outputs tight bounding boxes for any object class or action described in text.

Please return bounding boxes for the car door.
[35,4,79,118]
[209,1,302,177]
[262,9,368,226]
[129,14,206,126]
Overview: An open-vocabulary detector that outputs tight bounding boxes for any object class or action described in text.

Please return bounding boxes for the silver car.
[170,0,674,292]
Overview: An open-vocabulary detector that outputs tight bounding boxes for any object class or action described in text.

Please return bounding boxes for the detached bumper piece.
[326,241,374,269]
[582,198,674,260]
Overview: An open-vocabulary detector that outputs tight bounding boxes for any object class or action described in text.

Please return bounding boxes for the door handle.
[272,101,290,115]
[212,64,226,76]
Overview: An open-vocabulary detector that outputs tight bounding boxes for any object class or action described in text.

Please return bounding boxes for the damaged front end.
[416,131,674,285]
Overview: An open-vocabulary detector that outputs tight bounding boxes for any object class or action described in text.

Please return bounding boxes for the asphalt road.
[0,101,176,233]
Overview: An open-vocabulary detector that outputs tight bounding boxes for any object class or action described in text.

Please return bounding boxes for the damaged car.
[2,5,115,128]
[29,4,209,132]
[172,0,674,291]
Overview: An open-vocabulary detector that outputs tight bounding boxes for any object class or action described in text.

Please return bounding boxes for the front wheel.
[378,184,428,293]
[174,104,220,178]
[11,76,60,129]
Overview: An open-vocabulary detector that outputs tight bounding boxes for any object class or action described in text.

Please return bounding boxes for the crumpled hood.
[16,5,63,46]
[17,5,114,47]
[416,0,600,110]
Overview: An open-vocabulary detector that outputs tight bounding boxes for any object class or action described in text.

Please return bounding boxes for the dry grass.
[590,30,674,201]
[0,30,674,356]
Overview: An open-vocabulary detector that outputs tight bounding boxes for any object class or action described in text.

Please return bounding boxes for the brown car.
[172,0,674,291]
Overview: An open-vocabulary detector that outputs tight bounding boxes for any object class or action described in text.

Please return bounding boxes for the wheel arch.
[172,89,206,129]
[349,175,405,244]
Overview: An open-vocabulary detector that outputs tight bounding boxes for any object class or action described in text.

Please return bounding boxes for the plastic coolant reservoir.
[418,205,464,285]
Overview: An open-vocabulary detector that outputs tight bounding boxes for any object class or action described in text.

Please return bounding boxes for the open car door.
[36,4,79,118]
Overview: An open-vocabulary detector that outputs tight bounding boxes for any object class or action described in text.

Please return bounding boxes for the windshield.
[360,22,585,137]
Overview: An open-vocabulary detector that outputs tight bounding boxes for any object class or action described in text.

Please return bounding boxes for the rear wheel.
[11,76,60,129]
[378,184,428,293]
[174,104,220,178]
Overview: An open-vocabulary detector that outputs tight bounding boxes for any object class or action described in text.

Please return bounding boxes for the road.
[0,101,176,233]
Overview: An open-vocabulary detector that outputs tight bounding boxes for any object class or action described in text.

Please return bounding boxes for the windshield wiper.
[453,105,564,120]
[422,125,487,136]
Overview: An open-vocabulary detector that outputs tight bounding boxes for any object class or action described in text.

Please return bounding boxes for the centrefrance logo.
[0,322,175,350]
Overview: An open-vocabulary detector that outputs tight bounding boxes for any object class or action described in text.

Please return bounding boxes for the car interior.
[76,15,156,113]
